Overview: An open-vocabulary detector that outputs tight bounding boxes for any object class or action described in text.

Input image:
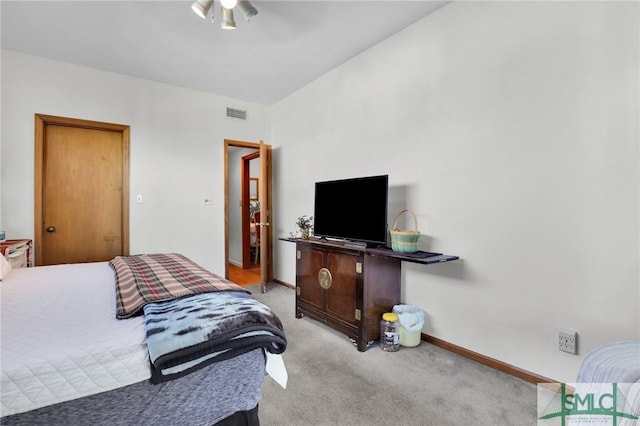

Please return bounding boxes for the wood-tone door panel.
[35,115,130,265]
[259,140,270,293]
[325,251,359,325]
[296,247,325,312]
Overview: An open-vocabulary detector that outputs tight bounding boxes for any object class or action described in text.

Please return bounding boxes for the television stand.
[281,237,458,351]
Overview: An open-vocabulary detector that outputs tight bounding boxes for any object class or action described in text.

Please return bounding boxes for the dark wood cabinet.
[284,236,458,352]
[295,240,401,351]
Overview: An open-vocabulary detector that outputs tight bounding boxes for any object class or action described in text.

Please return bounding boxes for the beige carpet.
[249,284,538,426]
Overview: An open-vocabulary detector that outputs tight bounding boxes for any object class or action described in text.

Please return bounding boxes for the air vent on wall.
[226,107,247,120]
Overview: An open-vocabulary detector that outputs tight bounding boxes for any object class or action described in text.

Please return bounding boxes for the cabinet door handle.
[46,226,56,233]
[318,268,332,289]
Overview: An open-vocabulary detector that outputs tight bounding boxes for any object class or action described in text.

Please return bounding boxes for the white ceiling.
[1,1,448,105]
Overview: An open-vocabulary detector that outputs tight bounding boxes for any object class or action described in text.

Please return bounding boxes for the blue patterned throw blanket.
[143,290,287,384]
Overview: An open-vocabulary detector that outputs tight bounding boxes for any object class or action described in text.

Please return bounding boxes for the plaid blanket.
[110,253,248,319]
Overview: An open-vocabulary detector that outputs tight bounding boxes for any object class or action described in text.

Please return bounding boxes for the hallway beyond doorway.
[228,263,260,287]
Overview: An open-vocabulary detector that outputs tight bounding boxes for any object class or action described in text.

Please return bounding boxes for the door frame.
[224,139,273,292]
[34,114,130,265]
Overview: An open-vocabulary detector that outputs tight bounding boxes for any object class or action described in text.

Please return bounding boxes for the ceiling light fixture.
[220,6,236,30]
[220,0,238,9]
[191,0,214,19]
[237,0,258,22]
[191,0,258,30]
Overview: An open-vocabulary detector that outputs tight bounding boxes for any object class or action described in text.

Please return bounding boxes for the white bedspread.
[1,262,149,417]
[575,341,640,426]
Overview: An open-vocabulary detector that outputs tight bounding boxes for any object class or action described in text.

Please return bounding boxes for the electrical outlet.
[559,329,577,354]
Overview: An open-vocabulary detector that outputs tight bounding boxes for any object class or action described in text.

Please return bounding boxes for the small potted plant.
[296,215,313,240]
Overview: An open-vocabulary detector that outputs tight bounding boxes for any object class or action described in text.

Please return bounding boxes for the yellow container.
[397,324,421,347]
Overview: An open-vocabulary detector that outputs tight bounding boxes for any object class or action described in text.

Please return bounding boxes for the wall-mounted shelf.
[365,246,459,265]
[281,237,458,265]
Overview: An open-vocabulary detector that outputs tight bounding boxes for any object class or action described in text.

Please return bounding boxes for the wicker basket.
[389,209,420,253]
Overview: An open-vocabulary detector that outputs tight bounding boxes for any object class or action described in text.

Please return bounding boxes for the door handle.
[258,222,270,227]
[318,268,332,289]
[46,226,56,233]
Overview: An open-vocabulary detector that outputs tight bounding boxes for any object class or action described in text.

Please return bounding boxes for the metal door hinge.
[296,287,300,296]
[296,250,301,260]
[356,262,362,274]
[355,309,361,321]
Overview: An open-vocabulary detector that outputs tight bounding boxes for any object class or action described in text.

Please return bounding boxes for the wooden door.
[325,250,360,326]
[35,115,130,265]
[258,140,271,293]
[296,246,325,313]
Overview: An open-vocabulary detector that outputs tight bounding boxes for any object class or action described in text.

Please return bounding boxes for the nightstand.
[0,239,33,268]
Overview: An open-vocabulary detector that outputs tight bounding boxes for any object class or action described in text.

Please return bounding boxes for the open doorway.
[227,147,260,286]
[224,139,273,293]
[241,150,261,269]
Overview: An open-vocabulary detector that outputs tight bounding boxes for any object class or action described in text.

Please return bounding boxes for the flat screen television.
[313,174,389,246]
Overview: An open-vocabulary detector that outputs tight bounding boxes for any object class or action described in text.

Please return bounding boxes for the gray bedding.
[1,348,265,426]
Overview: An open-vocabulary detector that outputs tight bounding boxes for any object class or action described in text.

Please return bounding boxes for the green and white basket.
[390,209,420,253]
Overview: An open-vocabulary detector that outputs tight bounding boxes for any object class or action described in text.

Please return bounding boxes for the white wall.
[0,49,271,273]
[272,1,639,383]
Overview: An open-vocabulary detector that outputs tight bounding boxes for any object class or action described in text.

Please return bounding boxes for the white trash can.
[392,305,425,347]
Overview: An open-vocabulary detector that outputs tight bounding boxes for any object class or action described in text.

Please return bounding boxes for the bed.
[1,254,286,425]
[574,341,640,425]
